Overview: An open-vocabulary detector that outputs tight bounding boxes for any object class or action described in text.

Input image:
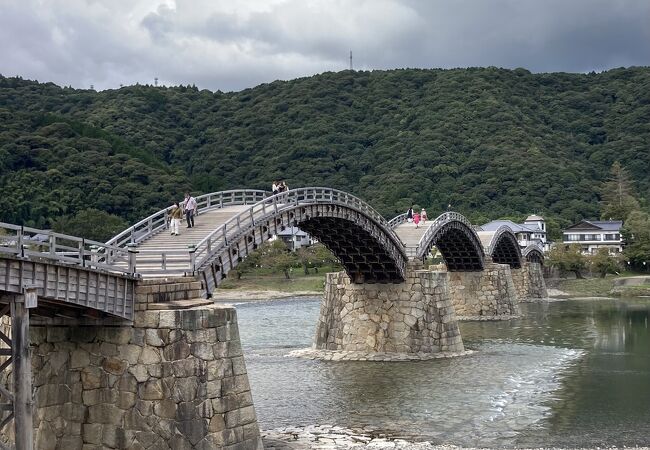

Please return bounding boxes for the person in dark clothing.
[406,205,414,223]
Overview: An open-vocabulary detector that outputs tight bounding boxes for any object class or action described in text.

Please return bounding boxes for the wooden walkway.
[128,205,250,278]
[393,220,432,257]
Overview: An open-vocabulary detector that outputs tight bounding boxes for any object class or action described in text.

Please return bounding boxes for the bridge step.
[146,299,213,310]
[134,277,204,311]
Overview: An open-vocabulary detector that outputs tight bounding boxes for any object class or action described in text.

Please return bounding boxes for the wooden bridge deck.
[393,220,434,257]
[129,205,250,278]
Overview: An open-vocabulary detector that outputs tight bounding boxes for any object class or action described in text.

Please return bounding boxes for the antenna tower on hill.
[350,50,353,70]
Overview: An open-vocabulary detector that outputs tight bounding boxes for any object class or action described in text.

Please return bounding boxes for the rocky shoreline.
[261,425,650,449]
[289,348,474,361]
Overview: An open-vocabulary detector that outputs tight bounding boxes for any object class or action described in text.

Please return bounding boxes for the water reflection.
[235,297,650,447]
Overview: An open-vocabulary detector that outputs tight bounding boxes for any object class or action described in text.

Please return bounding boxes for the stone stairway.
[132,205,250,277]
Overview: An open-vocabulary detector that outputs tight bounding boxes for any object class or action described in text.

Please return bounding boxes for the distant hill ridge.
[1,67,649,238]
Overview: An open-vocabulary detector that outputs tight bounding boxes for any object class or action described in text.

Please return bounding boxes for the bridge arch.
[483,226,523,269]
[416,212,485,271]
[522,245,545,265]
[192,188,408,295]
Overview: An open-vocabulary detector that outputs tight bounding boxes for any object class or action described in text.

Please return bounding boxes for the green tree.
[589,248,622,278]
[295,243,340,274]
[255,240,299,279]
[622,210,650,272]
[600,161,640,220]
[52,208,128,242]
[548,244,587,279]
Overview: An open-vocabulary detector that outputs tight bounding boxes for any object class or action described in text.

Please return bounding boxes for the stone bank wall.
[447,262,519,317]
[315,267,464,354]
[27,305,262,450]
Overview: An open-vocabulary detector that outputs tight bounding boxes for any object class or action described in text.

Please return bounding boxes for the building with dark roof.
[562,220,623,254]
[480,215,549,252]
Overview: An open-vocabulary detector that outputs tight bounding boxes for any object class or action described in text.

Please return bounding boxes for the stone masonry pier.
[0,279,264,450]
[446,262,520,319]
[511,262,548,301]
[314,264,464,356]
[29,306,262,450]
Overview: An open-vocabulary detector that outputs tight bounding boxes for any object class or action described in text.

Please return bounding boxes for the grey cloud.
[1,0,649,92]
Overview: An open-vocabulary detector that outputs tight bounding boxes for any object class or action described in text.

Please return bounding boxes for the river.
[235,297,650,448]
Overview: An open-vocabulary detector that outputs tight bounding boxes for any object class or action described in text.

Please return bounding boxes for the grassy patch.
[219,275,326,292]
[557,277,616,297]
[218,266,341,292]
[557,273,650,297]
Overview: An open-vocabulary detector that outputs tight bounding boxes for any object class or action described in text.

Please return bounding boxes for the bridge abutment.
[447,262,520,318]
[2,304,263,450]
[511,262,548,300]
[314,264,464,356]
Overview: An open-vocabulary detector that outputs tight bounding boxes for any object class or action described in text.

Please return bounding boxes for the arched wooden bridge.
[1,187,544,321]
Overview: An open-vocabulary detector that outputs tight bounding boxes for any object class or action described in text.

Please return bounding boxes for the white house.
[274,226,314,250]
[562,220,623,255]
[481,215,550,252]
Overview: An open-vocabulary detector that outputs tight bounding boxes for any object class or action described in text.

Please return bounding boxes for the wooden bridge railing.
[413,211,480,260]
[0,222,136,275]
[388,212,409,228]
[191,187,407,273]
[106,189,270,248]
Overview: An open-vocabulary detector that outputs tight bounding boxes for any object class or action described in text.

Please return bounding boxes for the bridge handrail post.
[127,243,138,274]
[189,245,196,271]
[79,239,86,267]
[222,224,228,246]
[18,226,24,257]
[89,245,100,267]
[49,234,56,256]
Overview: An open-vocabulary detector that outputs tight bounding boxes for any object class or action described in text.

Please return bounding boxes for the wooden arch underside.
[491,236,522,268]
[300,217,404,283]
[433,226,484,271]
[526,251,544,264]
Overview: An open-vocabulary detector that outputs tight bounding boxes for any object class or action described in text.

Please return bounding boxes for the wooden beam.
[11,295,33,450]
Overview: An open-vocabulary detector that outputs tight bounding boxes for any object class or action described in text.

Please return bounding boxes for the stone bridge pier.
[511,262,548,300]
[314,263,465,356]
[446,261,520,319]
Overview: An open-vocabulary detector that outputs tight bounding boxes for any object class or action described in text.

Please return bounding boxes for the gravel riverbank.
[211,289,321,302]
[261,425,648,449]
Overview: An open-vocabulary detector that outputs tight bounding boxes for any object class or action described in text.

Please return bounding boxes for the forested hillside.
[1,67,649,240]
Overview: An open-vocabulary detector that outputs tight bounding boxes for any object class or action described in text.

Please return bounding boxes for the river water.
[235,297,650,448]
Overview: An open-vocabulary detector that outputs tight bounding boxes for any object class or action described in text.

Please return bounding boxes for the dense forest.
[1,67,649,241]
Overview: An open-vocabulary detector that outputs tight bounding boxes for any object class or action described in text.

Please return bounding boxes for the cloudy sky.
[1,0,649,92]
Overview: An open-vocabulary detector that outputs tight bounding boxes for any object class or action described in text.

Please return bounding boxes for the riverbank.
[212,288,321,302]
[553,274,650,298]
[212,272,650,303]
[262,425,650,449]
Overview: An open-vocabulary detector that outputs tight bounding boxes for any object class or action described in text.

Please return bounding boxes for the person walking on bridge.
[406,205,414,223]
[413,211,421,228]
[183,192,197,228]
[421,208,428,223]
[169,202,183,236]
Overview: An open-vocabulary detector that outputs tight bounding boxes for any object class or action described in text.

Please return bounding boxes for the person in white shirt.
[183,192,197,228]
